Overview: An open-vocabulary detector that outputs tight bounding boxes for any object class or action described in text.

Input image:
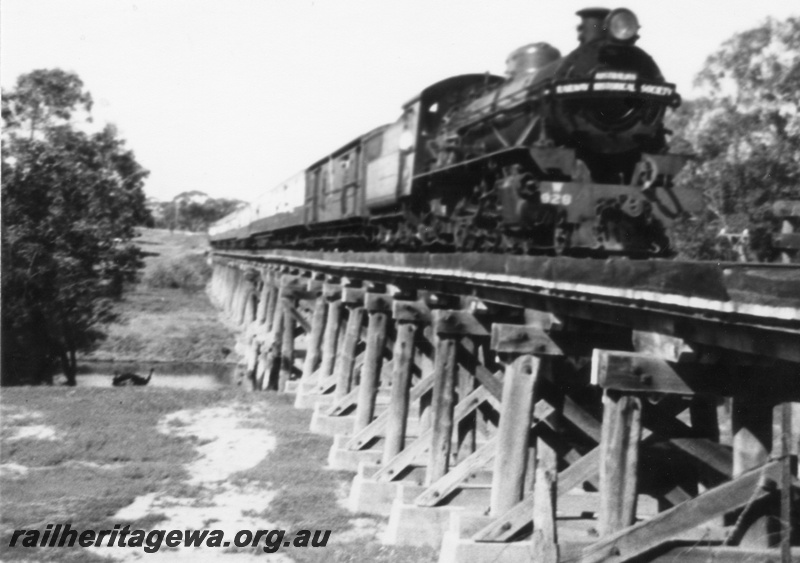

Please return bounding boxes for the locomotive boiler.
[210,7,692,257]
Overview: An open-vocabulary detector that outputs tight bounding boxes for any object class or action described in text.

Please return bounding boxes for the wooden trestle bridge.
[209,250,800,563]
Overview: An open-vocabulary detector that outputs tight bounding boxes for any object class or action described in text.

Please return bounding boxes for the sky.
[2,0,798,204]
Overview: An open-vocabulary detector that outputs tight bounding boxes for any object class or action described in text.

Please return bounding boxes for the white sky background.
[2,0,798,203]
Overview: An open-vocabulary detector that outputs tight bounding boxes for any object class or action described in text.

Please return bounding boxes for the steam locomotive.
[210,7,692,256]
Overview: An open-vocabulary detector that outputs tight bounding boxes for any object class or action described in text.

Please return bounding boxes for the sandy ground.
[2,410,58,442]
[87,402,290,563]
[2,397,388,562]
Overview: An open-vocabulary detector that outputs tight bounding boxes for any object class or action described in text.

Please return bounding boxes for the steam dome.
[505,42,561,78]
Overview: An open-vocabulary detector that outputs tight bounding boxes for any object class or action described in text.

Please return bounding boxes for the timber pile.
[209,252,800,563]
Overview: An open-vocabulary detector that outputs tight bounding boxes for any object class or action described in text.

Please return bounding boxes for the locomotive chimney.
[576,7,610,44]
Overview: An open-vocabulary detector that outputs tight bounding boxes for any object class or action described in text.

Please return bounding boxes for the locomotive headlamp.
[605,9,639,42]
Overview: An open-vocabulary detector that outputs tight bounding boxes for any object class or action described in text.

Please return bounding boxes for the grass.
[133,228,210,278]
[1,387,437,563]
[231,394,437,563]
[85,288,235,363]
[0,387,230,562]
[80,228,237,365]
[145,254,211,291]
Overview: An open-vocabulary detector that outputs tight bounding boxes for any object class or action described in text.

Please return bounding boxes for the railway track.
[210,250,800,562]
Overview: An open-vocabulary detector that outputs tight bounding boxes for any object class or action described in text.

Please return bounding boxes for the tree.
[150,195,245,232]
[668,16,800,261]
[2,69,93,137]
[2,69,150,385]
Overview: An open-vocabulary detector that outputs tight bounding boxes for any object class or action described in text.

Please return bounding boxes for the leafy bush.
[2,69,150,385]
[666,17,800,261]
[146,254,211,291]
